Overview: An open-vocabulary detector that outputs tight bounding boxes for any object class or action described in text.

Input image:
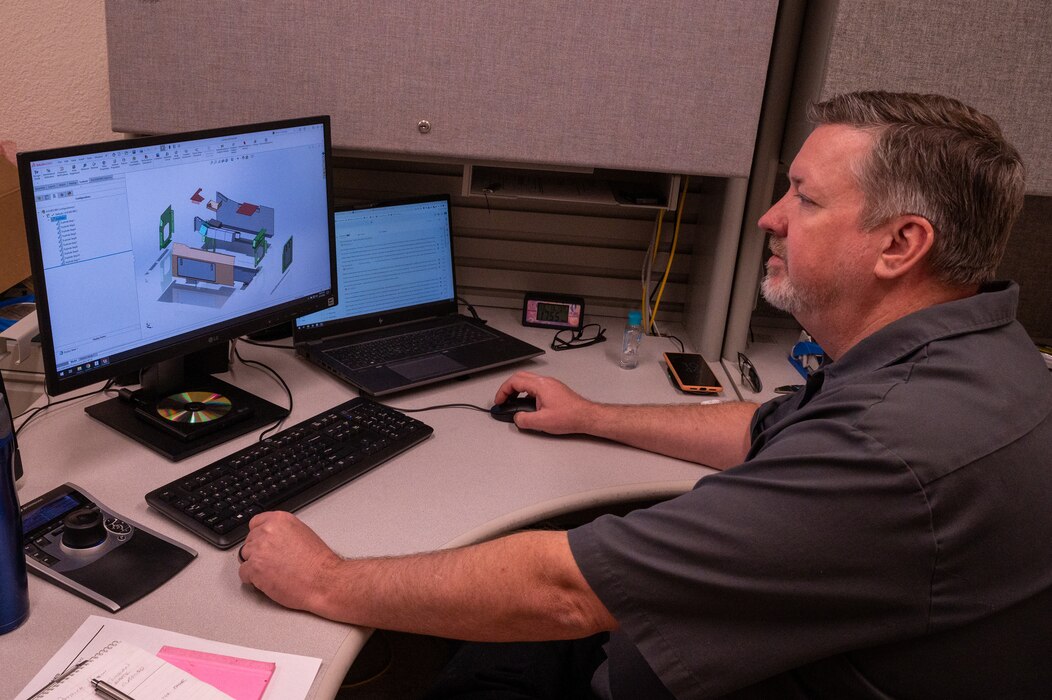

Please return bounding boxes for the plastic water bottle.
[0,393,29,634]
[619,310,644,369]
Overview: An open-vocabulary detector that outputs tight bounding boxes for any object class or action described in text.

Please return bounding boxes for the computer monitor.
[17,116,337,460]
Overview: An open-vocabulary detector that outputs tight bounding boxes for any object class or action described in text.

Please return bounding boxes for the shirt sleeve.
[567,418,937,698]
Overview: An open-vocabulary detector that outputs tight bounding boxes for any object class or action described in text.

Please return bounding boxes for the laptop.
[294,194,544,396]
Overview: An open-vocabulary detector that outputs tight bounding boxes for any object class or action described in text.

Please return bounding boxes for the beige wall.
[0,0,114,153]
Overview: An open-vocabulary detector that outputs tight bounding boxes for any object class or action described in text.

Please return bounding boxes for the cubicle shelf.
[463,165,680,211]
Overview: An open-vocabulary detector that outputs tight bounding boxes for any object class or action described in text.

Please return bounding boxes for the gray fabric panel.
[817,0,1052,195]
[997,196,1052,343]
[104,1,778,177]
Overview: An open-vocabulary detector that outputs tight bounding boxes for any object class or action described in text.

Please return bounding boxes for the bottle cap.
[628,310,642,325]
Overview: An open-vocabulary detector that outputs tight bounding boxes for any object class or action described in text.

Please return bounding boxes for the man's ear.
[874,215,936,280]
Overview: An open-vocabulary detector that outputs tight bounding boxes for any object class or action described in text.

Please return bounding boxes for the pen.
[91,678,137,700]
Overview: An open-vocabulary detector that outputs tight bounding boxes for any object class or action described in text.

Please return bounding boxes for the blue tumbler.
[0,393,29,634]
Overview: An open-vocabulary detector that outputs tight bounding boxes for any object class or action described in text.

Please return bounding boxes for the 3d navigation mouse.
[490,395,537,422]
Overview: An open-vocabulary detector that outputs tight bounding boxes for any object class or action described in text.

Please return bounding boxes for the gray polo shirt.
[569,282,1052,699]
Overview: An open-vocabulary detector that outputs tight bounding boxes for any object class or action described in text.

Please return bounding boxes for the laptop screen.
[296,195,455,332]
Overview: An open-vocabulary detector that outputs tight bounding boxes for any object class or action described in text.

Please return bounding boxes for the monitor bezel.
[18,115,338,397]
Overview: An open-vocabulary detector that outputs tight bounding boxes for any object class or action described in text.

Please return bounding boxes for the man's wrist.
[581,402,620,440]
[306,553,350,619]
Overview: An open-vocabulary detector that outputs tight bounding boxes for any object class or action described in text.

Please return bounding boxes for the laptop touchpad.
[389,354,466,381]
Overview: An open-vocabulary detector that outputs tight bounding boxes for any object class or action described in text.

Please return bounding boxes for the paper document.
[19,639,232,699]
[17,615,321,700]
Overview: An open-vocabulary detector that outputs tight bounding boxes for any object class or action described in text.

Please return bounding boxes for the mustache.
[767,237,787,259]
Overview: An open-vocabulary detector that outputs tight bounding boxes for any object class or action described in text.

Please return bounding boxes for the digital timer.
[521,292,586,330]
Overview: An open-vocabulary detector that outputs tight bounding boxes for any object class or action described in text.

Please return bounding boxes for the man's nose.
[757,199,785,236]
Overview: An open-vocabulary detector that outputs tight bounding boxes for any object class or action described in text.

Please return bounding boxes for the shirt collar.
[814,280,1020,385]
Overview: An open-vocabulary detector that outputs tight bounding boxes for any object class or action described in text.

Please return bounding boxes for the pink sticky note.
[157,646,276,700]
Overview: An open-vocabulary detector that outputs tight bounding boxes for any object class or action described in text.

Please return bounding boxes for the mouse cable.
[380,401,489,414]
[231,340,294,440]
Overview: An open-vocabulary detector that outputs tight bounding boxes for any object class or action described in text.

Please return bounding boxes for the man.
[239,92,1052,698]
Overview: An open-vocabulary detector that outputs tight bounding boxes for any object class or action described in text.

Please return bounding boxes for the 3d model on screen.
[159,205,174,249]
[150,189,288,309]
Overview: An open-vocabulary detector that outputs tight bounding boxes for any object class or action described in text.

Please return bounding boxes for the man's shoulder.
[852,327,1050,480]
[756,323,1052,486]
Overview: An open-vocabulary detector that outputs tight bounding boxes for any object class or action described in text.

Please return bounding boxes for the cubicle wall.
[781,0,1052,196]
[723,0,1052,357]
[103,1,778,177]
[104,0,783,358]
[104,0,1050,357]
[999,197,1052,343]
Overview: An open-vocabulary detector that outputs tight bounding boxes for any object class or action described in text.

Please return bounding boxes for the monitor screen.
[295,196,455,334]
[18,116,336,398]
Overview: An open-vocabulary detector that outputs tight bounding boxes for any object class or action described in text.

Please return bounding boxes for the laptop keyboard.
[145,397,433,548]
[330,321,495,370]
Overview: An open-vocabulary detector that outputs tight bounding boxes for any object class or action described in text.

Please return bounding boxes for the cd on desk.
[131,386,253,443]
[156,391,233,423]
[88,376,288,461]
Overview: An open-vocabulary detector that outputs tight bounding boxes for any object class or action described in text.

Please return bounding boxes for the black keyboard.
[145,398,433,548]
[330,321,495,369]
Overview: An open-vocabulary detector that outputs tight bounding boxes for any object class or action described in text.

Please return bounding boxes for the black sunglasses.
[737,352,762,393]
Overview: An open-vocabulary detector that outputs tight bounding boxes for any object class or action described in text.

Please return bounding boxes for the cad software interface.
[26,122,332,379]
[296,199,454,330]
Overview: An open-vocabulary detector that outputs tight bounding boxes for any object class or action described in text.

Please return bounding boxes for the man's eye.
[795,194,815,206]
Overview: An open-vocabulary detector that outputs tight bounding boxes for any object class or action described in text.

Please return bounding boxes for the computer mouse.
[490,395,537,422]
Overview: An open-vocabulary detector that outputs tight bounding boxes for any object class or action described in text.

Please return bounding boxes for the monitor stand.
[85,354,287,461]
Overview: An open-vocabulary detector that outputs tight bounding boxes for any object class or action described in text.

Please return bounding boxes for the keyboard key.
[330,322,494,370]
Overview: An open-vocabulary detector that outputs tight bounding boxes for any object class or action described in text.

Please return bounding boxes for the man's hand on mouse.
[238,511,342,613]
[494,371,594,434]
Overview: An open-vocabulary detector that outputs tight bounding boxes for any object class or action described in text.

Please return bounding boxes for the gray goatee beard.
[760,240,800,314]
[761,270,798,314]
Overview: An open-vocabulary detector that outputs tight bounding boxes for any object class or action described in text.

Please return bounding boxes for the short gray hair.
[808,91,1026,287]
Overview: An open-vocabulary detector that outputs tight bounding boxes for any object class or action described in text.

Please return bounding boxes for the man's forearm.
[579,401,758,470]
[495,372,757,469]
[300,530,617,641]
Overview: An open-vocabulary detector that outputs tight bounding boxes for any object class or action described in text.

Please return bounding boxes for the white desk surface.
[2,308,732,699]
